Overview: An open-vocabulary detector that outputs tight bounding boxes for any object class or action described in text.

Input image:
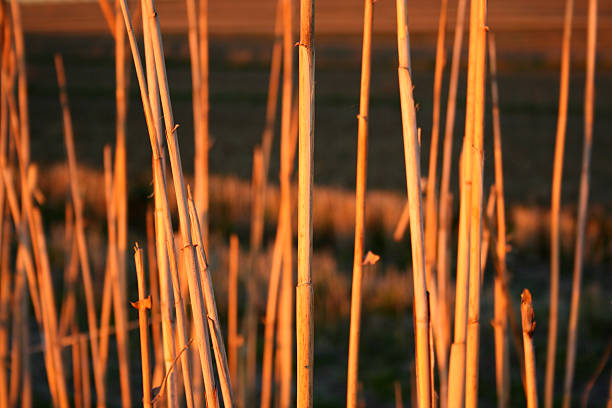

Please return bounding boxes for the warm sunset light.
[0,0,609,406]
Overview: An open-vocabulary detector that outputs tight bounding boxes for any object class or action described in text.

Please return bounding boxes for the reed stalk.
[0,218,10,408]
[102,145,132,408]
[545,1,574,407]
[488,33,510,408]
[188,190,235,407]
[395,1,431,406]
[71,325,82,408]
[140,4,178,404]
[146,207,164,385]
[346,1,373,407]
[580,340,612,408]
[228,234,240,393]
[464,1,487,406]
[55,51,106,407]
[141,6,221,406]
[521,290,538,408]
[427,1,450,404]
[297,0,315,405]
[114,0,129,359]
[196,0,209,244]
[437,0,466,339]
[261,0,284,178]
[8,0,28,164]
[562,0,597,406]
[134,244,153,408]
[394,381,404,408]
[79,333,92,408]
[260,181,288,408]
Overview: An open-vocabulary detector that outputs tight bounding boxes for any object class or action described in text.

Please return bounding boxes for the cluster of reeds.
[0,0,607,406]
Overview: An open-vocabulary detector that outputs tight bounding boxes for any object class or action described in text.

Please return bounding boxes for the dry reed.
[395,1,432,406]
[346,0,373,406]
[562,0,598,406]
[521,289,538,408]
[133,244,152,408]
[488,33,510,408]
[545,1,574,407]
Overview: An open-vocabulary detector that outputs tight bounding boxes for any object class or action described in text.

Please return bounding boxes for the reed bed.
[0,0,608,407]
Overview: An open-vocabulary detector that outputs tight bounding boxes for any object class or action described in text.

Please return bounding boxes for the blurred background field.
[12,0,612,406]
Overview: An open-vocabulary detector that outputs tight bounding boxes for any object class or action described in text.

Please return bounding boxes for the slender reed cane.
[261,0,284,178]
[521,290,538,408]
[102,145,131,408]
[562,0,597,406]
[260,186,288,408]
[277,2,295,405]
[464,1,487,406]
[346,1,373,407]
[228,234,239,392]
[488,33,510,408]
[437,0,467,355]
[141,4,178,405]
[196,0,209,244]
[188,189,235,407]
[545,1,574,407]
[55,52,106,407]
[426,1,449,404]
[134,244,152,408]
[395,2,431,406]
[297,0,315,405]
[580,340,612,408]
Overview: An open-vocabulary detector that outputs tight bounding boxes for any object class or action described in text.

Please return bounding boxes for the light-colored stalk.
[297,0,315,405]
[278,1,294,406]
[8,0,28,164]
[71,325,83,408]
[114,0,129,360]
[141,3,178,404]
[426,1,449,405]
[262,0,284,178]
[196,0,209,244]
[146,207,164,385]
[0,218,10,408]
[102,145,132,408]
[562,0,597,406]
[134,244,152,408]
[142,5,220,405]
[521,290,538,408]
[228,234,240,393]
[488,33,510,408]
[188,190,235,408]
[55,51,106,407]
[395,2,431,406]
[545,1,574,407]
[260,179,287,408]
[437,0,467,371]
[346,1,373,407]
[79,333,92,408]
[464,1,487,406]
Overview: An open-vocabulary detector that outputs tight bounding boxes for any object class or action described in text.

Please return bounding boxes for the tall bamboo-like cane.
[436,0,466,389]
[297,0,315,405]
[395,1,431,406]
[545,1,574,407]
[346,0,373,406]
[521,290,538,408]
[562,0,597,406]
[488,33,510,408]
[55,51,106,407]
[134,244,152,408]
[117,0,215,405]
